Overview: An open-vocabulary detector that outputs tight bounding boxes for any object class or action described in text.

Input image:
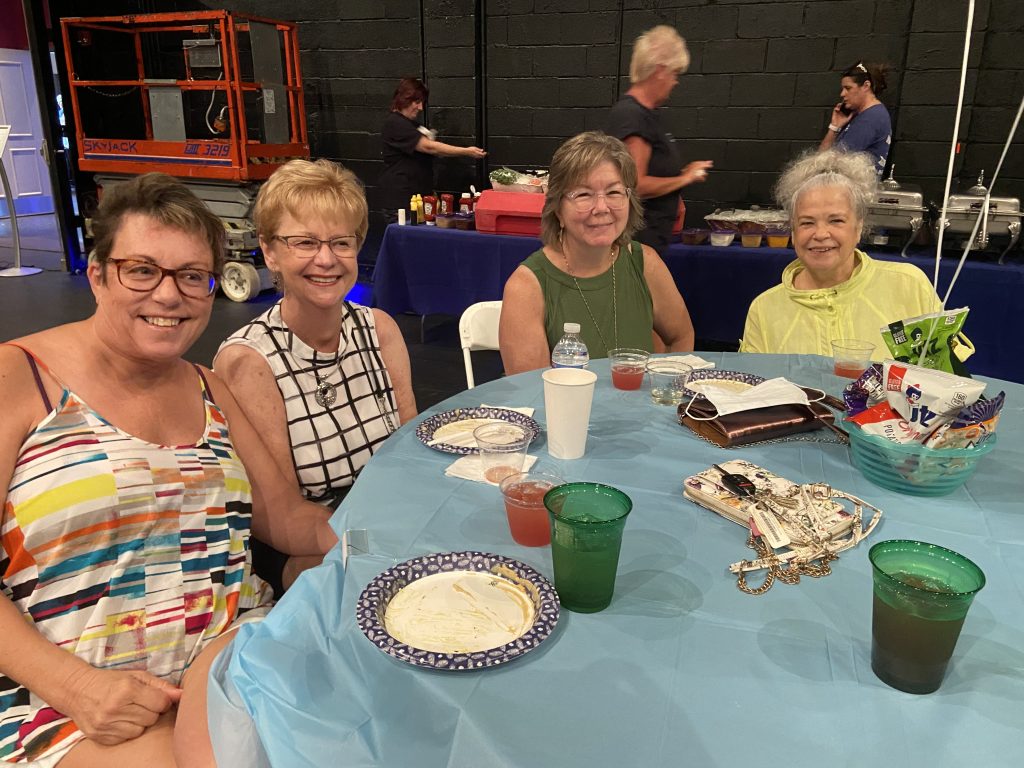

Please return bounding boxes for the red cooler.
[474,190,545,236]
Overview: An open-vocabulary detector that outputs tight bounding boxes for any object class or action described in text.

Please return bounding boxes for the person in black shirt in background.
[378,77,487,220]
[605,26,713,255]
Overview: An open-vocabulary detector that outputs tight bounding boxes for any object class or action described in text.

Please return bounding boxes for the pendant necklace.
[311,349,342,408]
[562,243,618,352]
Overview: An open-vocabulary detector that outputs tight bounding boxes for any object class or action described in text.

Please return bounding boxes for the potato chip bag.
[881,307,971,374]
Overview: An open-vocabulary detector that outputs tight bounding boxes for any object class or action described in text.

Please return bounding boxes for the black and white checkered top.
[218,300,398,501]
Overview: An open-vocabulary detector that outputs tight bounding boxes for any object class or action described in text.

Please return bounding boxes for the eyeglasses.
[272,234,359,259]
[564,188,631,213]
[109,258,218,298]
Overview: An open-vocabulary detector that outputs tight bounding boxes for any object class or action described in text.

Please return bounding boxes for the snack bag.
[848,401,924,443]
[843,364,885,417]
[883,360,986,439]
[881,308,971,374]
[924,392,1005,449]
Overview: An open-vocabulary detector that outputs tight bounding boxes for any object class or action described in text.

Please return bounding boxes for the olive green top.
[522,240,654,359]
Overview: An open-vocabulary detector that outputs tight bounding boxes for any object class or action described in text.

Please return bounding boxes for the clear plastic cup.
[473,422,531,484]
[646,360,693,405]
[608,348,650,391]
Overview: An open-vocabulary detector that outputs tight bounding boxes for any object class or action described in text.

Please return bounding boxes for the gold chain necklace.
[561,243,619,353]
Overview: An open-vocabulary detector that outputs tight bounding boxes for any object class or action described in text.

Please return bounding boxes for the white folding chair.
[458,300,502,389]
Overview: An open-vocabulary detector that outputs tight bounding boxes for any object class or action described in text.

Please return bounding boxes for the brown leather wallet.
[677,398,837,448]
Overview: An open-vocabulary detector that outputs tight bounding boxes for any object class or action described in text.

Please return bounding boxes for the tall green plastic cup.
[544,482,632,613]
[869,540,986,694]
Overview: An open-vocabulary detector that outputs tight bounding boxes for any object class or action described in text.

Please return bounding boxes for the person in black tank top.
[605,25,713,254]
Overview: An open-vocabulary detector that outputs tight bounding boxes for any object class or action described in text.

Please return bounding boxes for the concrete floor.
[0,213,501,411]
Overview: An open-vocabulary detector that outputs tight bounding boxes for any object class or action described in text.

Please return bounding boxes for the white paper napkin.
[659,355,715,370]
[445,454,539,486]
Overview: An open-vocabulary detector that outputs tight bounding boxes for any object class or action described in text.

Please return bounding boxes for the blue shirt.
[836,103,892,176]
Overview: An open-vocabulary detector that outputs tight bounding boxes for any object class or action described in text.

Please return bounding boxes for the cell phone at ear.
[838,104,853,116]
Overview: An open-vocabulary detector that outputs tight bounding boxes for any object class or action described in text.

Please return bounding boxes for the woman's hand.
[63,666,182,746]
[829,102,854,128]
[464,146,487,159]
[681,160,713,185]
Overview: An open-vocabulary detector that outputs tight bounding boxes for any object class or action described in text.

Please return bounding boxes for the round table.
[209,352,1024,768]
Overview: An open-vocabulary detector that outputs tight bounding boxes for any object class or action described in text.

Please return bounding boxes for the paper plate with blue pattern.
[415,406,541,454]
[356,551,560,671]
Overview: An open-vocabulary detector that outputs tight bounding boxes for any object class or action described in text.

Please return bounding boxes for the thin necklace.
[311,349,342,408]
[562,243,619,352]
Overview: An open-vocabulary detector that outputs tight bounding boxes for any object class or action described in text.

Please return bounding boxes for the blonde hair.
[540,132,644,250]
[629,25,690,84]
[254,159,368,246]
[774,148,878,224]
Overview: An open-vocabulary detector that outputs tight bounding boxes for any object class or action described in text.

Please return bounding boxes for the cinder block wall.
[213,1,1024,224]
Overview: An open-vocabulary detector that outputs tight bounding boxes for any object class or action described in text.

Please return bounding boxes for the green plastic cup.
[869,540,986,694]
[544,482,632,613]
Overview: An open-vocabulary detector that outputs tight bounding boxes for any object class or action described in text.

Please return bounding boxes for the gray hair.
[774,148,878,223]
[540,131,644,250]
[629,25,690,84]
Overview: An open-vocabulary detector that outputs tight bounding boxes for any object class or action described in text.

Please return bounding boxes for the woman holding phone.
[819,61,892,177]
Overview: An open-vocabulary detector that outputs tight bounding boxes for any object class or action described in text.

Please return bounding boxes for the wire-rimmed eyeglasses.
[563,188,631,213]
[272,234,359,259]
[109,258,218,298]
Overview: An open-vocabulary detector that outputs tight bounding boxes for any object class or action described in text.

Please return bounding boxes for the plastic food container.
[709,231,736,247]
[740,234,762,248]
[435,215,457,229]
[680,228,708,245]
[765,230,790,248]
[843,419,997,497]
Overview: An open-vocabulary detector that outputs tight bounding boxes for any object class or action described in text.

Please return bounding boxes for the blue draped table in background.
[371,224,1024,383]
[209,353,1024,767]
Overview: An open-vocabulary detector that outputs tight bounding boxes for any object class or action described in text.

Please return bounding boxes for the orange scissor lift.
[61,10,309,300]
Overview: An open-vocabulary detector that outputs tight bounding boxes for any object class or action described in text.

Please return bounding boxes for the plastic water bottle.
[550,322,589,369]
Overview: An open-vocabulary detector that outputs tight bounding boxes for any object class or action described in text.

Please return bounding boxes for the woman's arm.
[415,137,487,159]
[623,136,711,200]
[203,366,337,557]
[738,301,767,353]
[819,103,853,150]
[371,308,418,423]
[642,245,695,352]
[499,266,552,375]
[213,345,300,485]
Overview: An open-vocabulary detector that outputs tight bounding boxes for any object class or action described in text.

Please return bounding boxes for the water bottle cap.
[563,322,581,334]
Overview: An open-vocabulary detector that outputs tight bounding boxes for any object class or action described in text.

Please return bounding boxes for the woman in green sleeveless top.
[499,131,694,375]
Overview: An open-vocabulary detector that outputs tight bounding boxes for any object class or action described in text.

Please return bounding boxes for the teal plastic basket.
[843,418,997,497]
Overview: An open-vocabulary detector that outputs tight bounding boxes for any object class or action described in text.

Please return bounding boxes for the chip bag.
[881,308,972,374]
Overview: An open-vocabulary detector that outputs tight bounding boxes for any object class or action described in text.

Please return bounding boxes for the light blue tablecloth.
[209,353,1024,767]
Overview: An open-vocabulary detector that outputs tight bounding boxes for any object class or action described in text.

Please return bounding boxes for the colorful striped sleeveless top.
[0,350,271,764]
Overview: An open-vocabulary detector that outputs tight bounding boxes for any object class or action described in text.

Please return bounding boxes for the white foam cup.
[542,367,597,459]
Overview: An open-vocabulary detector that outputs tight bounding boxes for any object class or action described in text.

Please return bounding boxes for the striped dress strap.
[2,342,64,413]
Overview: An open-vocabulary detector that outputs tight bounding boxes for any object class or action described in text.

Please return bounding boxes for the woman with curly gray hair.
[740,149,940,356]
[499,131,694,374]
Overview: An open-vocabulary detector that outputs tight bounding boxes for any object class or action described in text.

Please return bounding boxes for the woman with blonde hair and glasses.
[499,131,694,375]
[605,25,713,254]
[215,159,416,596]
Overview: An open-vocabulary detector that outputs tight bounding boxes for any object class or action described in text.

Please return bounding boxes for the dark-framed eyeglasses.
[564,188,631,213]
[272,234,359,259]
[109,258,218,298]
